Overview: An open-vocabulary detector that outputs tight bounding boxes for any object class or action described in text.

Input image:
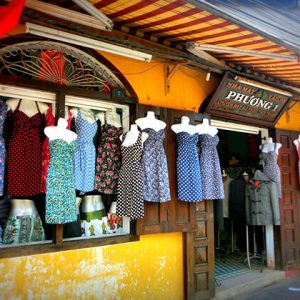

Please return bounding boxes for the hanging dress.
[40,104,55,193]
[94,115,123,194]
[116,132,144,220]
[7,99,43,197]
[260,145,281,198]
[0,101,7,196]
[141,128,170,202]
[73,109,98,193]
[199,134,224,200]
[176,132,202,202]
[46,139,77,224]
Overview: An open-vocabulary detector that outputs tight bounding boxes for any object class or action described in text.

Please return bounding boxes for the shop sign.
[206,72,292,126]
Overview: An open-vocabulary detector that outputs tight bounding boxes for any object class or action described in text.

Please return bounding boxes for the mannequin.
[96,107,122,128]
[293,134,300,148]
[171,116,197,135]
[6,98,48,116]
[135,111,166,131]
[9,199,39,217]
[196,118,218,137]
[44,118,77,143]
[121,124,148,147]
[259,137,282,154]
[70,107,96,124]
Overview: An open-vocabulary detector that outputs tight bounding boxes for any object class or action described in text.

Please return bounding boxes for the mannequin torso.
[6,98,48,117]
[293,134,300,148]
[171,116,197,135]
[135,111,166,131]
[70,107,96,124]
[260,137,282,154]
[196,118,218,136]
[81,195,104,213]
[9,199,39,217]
[121,124,148,147]
[96,109,122,128]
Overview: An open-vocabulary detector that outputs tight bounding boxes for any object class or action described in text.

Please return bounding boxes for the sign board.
[206,72,292,127]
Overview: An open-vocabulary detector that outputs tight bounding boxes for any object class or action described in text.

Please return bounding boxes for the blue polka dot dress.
[199,134,224,200]
[176,132,202,202]
[73,109,98,193]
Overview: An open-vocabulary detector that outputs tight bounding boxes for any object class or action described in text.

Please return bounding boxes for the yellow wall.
[275,102,300,131]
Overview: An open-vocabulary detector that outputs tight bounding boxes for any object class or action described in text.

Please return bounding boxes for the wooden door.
[276,129,300,269]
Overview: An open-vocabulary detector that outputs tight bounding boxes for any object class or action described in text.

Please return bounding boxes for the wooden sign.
[206,72,292,127]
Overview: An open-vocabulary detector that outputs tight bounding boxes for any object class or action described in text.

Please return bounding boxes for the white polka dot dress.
[116,132,144,220]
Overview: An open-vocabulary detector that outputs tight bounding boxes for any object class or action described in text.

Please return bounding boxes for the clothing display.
[229,177,247,222]
[116,132,144,220]
[141,128,170,202]
[81,212,107,237]
[73,108,98,193]
[94,115,123,194]
[40,104,55,193]
[46,139,77,224]
[176,132,202,202]
[245,170,280,226]
[199,134,224,200]
[7,99,43,197]
[223,176,233,218]
[260,146,281,198]
[3,215,45,244]
[0,101,7,196]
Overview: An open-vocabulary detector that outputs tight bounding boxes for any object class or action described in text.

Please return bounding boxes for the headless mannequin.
[96,108,122,128]
[135,111,166,131]
[44,118,77,143]
[81,195,105,213]
[9,199,39,217]
[70,107,96,124]
[260,137,282,154]
[293,134,300,148]
[121,124,148,147]
[171,116,197,135]
[6,98,48,116]
[196,118,218,137]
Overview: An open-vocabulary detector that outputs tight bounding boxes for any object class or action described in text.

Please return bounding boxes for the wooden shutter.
[276,129,300,269]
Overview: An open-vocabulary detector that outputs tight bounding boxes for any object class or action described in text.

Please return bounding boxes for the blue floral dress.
[176,132,202,202]
[46,139,77,224]
[0,101,7,196]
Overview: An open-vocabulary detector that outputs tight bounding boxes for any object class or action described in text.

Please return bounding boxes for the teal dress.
[46,139,77,224]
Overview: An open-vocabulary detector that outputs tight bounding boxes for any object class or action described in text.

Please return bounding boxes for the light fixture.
[234,76,293,97]
[187,42,298,62]
[211,119,260,134]
[25,23,152,62]
[25,0,113,31]
[72,0,113,30]
[206,70,211,81]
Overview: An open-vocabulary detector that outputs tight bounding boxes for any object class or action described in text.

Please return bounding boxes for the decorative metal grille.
[0,41,128,94]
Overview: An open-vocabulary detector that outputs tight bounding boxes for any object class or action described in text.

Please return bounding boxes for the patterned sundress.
[46,139,77,224]
[176,132,202,202]
[116,132,144,220]
[0,101,7,196]
[199,134,224,200]
[94,115,123,194]
[73,109,98,193]
[141,128,170,202]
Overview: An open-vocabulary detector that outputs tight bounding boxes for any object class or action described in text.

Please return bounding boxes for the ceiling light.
[72,0,113,30]
[25,0,112,31]
[206,70,211,81]
[25,23,152,62]
[187,42,298,62]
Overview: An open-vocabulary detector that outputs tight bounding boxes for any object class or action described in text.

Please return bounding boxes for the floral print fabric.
[0,101,7,196]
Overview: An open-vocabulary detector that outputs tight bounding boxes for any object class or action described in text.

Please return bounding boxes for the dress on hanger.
[40,104,55,193]
[142,128,170,202]
[46,139,77,224]
[73,108,98,193]
[116,132,144,220]
[260,145,281,198]
[176,132,202,202]
[94,114,123,194]
[0,101,7,196]
[7,99,43,197]
[198,134,224,200]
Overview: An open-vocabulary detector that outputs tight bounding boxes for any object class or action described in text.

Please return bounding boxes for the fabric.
[229,177,247,222]
[73,109,97,193]
[260,146,281,198]
[63,215,81,238]
[94,116,123,194]
[223,176,233,218]
[142,128,170,202]
[116,132,144,220]
[40,104,55,193]
[245,170,280,226]
[199,134,224,200]
[0,101,7,196]
[81,211,108,237]
[176,132,202,202]
[46,140,77,224]
[3,215,45,244]
[7,99,43,197]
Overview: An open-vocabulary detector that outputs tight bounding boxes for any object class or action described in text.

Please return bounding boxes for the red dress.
[40,104,55,193]
[7,99,43,197]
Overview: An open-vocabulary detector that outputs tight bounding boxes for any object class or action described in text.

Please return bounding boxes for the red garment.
[7,100,43,197]
[40,104,55,193]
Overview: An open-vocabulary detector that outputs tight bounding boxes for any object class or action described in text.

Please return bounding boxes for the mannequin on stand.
[135,111,166,131]
[293,135,300,148]
[44,118,77,143]
[259,137,282,154]
[70,107,96,124]
[171,116,197,135]
[96,108,122,128]
[196,117,218,136]
[6,98,48,116]
[120,124,148,146]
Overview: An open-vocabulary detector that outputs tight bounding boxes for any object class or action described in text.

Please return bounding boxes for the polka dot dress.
[176,132,202,202]
[116,132,144,220]
[0,101,7,196]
